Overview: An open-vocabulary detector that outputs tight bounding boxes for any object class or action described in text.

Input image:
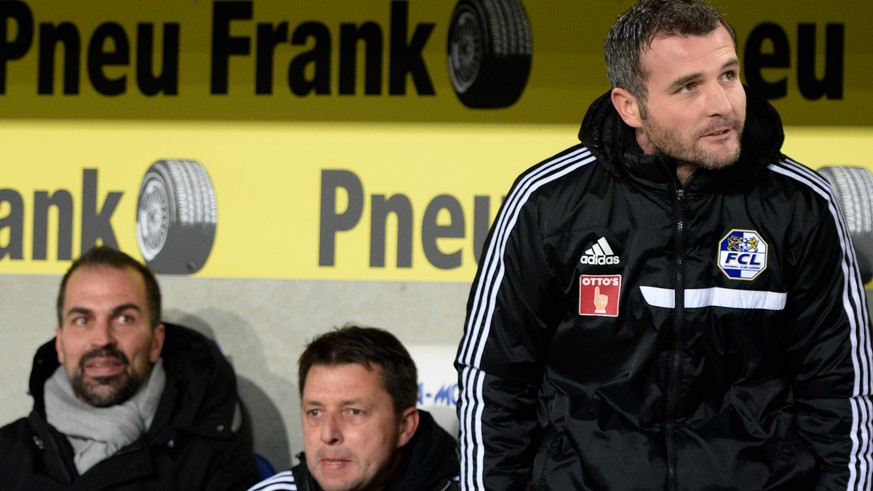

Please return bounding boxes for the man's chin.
[312,474,360,491]
[77,386,123,407]
[694,147,741,171]
[698,159,737,171]
[702,140,742,168]
[74,375,138,407]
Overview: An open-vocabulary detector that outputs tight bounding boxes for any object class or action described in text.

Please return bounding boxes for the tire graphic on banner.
[135,159,217,275]
[447,0,532,108]
[818,165,873,283]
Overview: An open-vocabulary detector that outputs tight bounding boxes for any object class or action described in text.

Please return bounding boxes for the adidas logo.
[580,237,621,265]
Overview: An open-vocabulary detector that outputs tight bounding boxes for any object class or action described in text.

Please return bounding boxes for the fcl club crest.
[718,229,768,280]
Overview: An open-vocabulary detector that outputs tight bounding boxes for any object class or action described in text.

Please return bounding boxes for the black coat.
[457,88,873,489]
[0,323,262,490]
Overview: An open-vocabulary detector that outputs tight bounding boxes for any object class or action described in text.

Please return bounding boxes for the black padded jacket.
[456,89,873,490]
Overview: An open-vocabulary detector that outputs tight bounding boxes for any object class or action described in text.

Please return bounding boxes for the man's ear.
[55,326,65,365]
[149,323,166,363]
[396,407,420,448]
[611,87,643,128]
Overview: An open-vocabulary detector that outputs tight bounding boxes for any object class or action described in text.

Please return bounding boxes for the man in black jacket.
[0,245,262,490]
[456,0,873,489]
[249,325,459,491]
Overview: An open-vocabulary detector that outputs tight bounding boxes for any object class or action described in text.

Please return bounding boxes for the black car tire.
[447,0,532,108]
[135,159,217,274]
[818,165,873,283]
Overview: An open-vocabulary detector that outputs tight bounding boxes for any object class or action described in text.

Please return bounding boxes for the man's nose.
[90,320,116,348]
[706,83,733,116]
[320,413,343,444]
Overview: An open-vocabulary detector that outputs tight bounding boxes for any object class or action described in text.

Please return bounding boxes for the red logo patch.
[579,275,621,317]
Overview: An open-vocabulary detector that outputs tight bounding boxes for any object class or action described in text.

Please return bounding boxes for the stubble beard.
[71,348,145,407]
[642,114,744,171]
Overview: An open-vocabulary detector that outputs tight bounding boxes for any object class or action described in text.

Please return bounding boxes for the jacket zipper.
[666,187,687,491]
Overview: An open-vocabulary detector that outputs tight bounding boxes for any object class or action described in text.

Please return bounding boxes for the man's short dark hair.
[298,325,418,416]
[604,0,736,103]
[56,245,162,328]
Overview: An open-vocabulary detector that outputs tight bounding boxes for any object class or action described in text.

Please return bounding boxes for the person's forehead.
[64,265,148,305]
[303,363,389,400]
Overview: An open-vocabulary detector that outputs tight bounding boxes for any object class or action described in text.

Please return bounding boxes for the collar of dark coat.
[26,410,154,487]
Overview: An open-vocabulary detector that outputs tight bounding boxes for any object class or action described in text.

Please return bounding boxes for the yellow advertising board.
[0,120,576,280]
[0,0,870,124]
[1,0,871,281]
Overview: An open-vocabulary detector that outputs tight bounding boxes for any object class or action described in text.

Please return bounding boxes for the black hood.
[577,86,785,191]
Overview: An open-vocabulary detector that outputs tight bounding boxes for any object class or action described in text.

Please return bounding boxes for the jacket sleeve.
[784,176,873,490]
[456,173,561,491]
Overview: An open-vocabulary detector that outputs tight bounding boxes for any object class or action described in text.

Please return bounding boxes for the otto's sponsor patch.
[579,274,621,317]
[718,229,768,280]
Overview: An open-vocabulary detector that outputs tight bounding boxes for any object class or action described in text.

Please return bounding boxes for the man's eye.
[306,409,321,417]
[73,317,87,326]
